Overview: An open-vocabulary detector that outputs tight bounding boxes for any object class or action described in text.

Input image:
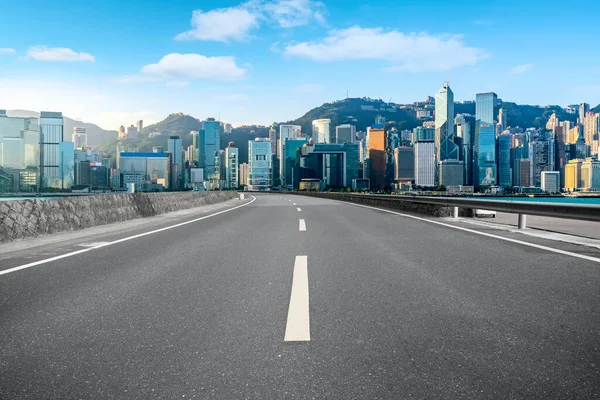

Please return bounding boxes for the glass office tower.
[200,118,221,184]
[435,83,458,165]
[475,92,497,124]
[498,134,512,187]
[474,122,497,187]
[39,111,64,189]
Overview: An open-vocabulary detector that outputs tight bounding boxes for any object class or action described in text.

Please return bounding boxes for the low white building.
[541,171,560,193]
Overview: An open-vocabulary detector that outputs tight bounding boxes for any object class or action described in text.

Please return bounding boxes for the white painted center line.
[288,200,292,202]
[297,207,302,212]
[292,203,297,206]
[299,219,306,231]
[284,255,310,341]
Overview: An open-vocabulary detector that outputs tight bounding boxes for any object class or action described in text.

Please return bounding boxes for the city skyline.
[1,0,600,130]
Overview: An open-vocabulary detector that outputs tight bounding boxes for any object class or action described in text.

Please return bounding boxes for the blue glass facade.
[474,122,497,187]
[312,143,359,187]
[498,134,512,187]
[39,111,64,189]
[200,119,221,182]
[58,142,74,189]
[475,92,497,124]
[283,138,307,188]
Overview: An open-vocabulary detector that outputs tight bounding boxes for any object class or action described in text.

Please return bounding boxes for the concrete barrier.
[0,191,238,243]
[293,192,474,217]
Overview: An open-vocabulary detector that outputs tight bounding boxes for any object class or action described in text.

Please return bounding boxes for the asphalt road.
[1,194,599,399]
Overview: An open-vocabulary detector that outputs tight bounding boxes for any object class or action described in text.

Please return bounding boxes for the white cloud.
[111,75,161,84]
[0,48,16,54]
[141,53,247,81]
[175,6,259,42]
[284,26,489,72]
[166,81,189,88]
[212,94,249,101]
[26,46,95,62]
[508,63,533,75]
[294,83,323,93]
[263,0,327,28]
[175,0,327,42]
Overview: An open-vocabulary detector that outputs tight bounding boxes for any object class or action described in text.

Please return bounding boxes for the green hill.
[97,100,599,164]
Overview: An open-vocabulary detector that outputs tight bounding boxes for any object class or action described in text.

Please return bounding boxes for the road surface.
[1,194,599,399]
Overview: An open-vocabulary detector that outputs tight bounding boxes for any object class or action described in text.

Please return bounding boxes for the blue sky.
[0,0,599,130]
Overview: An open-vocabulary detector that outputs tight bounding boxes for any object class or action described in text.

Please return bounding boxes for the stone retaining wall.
[295,192,473,217]
[0,191,238,243]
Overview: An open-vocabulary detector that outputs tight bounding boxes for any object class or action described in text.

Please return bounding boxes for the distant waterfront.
[475,196,600,205]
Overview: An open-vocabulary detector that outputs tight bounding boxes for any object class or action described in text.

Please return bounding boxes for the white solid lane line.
[299,219,306,231]
[297,207,302,212]
[284,255,310,341]
[0,195,257,277]
[345,201,600,264]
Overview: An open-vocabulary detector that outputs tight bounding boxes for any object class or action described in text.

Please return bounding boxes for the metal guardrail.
[272,192,600,229]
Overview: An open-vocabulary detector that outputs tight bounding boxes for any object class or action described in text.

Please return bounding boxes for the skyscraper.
[248,138,272,190]
[225,142,239,189]
[414,141,435,187]
[269,126,277,155]
[168,136,183,189]
[191,130,200,167]
[476,92,497,124]
[498,134,512,187]
[200,118,221,185]
[72,127,87,149]
[434,83,458,167]
[312,119,331,144]
[39,111,64,189]
[579,103,590,125]
[283,137,308,188]
[335,124,356,144]
[393,147,414,182]
[136,120,143,134]
[367,125,386,190]
[278,124,301,185]
[474,93,498,188]
[530,135,555,187]
[498,107,507,129]
[455,114,474,186]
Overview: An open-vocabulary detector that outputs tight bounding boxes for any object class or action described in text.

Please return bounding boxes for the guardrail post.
[453,207,459,219]
[518,213,527,229]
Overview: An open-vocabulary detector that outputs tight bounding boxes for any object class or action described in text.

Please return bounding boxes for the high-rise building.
[530,136,555,187]
[39,111,64,189]
[498,133,512,187]
[565,159,583,190]
[283,137,308,188]
[269,126,277,155]
[476,92,497,124]
[136,120,143,134]
[118,152,171,190]
[413,126,435,143]
[168,136,183,190]
[541,171,560,193]
[248,138,272,190]
[367,125,386,190]
[498,107,507,129]
[312,119,331,144]
[546,112,559,131]
[72,127,87,149]
[239,163,249,186]
[303,143,359,188]
[0,112,40,192]
[414,141,435,187]
[393,147,414,182]
[191,130,200,167]
[434,83,458,167]
[579,103,590,125]
[439,160,464,186]
[225,142,239,189]
[200,118,221,185]
[581,159,600,190]
[278,124,302,185]
[519,159,531,187]
[455,116,474,186]
[336,124,356,144]
[126,125,139,140]
[584,112,599,146]
[473,122,497,188]
[58,141,75,190]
